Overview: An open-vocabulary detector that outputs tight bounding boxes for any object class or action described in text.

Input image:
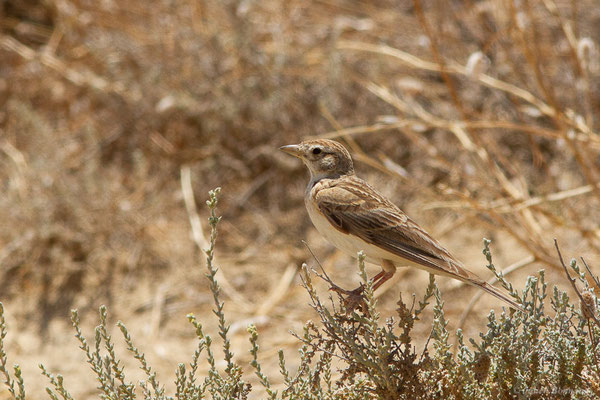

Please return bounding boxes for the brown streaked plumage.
[280,139,523,311]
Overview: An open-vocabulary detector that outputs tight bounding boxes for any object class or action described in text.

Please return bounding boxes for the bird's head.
[280,139,354,180]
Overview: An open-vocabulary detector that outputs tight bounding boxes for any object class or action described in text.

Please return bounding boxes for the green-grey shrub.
[1,188,599,399]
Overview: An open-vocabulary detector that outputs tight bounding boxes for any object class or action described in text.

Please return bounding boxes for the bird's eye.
[312,148,322,155]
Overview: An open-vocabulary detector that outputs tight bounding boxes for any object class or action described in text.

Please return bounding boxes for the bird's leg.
[330,261,397,312]
[329,283,367,313]
[373,260,396,291]
[371,270,386,283]
[341,272,388,312]
[329,283,364,297]
[372,270,395,291]
[332,267,393,312]
[330,269,385,298]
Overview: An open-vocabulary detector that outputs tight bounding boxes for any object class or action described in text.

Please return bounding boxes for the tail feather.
[396,256,525,312]
[477,281,524,312]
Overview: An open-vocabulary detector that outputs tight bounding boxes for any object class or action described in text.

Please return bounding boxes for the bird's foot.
[330,284,368,313]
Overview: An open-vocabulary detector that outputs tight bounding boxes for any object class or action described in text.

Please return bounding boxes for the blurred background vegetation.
[1,0,599,398]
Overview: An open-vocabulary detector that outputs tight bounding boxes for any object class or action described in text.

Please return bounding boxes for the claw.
[329,285,368,313]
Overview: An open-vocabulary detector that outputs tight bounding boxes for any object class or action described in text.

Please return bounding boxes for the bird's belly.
[306,199,398,266]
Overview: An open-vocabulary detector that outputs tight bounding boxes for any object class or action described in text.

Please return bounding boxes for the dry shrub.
[1,0,600,397]
[1,191,599,399]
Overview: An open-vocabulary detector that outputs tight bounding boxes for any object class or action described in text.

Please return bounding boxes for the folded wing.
[314,177,524,311]
[314,178,465,278]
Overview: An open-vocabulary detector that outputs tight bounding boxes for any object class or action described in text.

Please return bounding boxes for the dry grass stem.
[180,166,252,311]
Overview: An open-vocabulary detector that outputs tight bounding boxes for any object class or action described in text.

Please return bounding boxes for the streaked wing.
[314,177,471,280]
[312,176,524,311]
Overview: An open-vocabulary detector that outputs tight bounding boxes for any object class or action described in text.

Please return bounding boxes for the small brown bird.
[280,139,522,310]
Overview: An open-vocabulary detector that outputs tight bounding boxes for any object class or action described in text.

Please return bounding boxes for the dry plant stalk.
[326,1,600,275]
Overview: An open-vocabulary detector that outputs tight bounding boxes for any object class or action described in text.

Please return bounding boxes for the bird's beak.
[279,144,303,158]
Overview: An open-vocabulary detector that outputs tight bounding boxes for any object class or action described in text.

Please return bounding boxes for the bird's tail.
[477,281,525,312]
[419,258,525,312]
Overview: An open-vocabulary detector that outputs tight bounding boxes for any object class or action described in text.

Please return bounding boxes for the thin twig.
[554,239,600,327]
[302,240,334,284]
[419,328,434,363]
[290,333,349,363]
[581,257,600,290]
